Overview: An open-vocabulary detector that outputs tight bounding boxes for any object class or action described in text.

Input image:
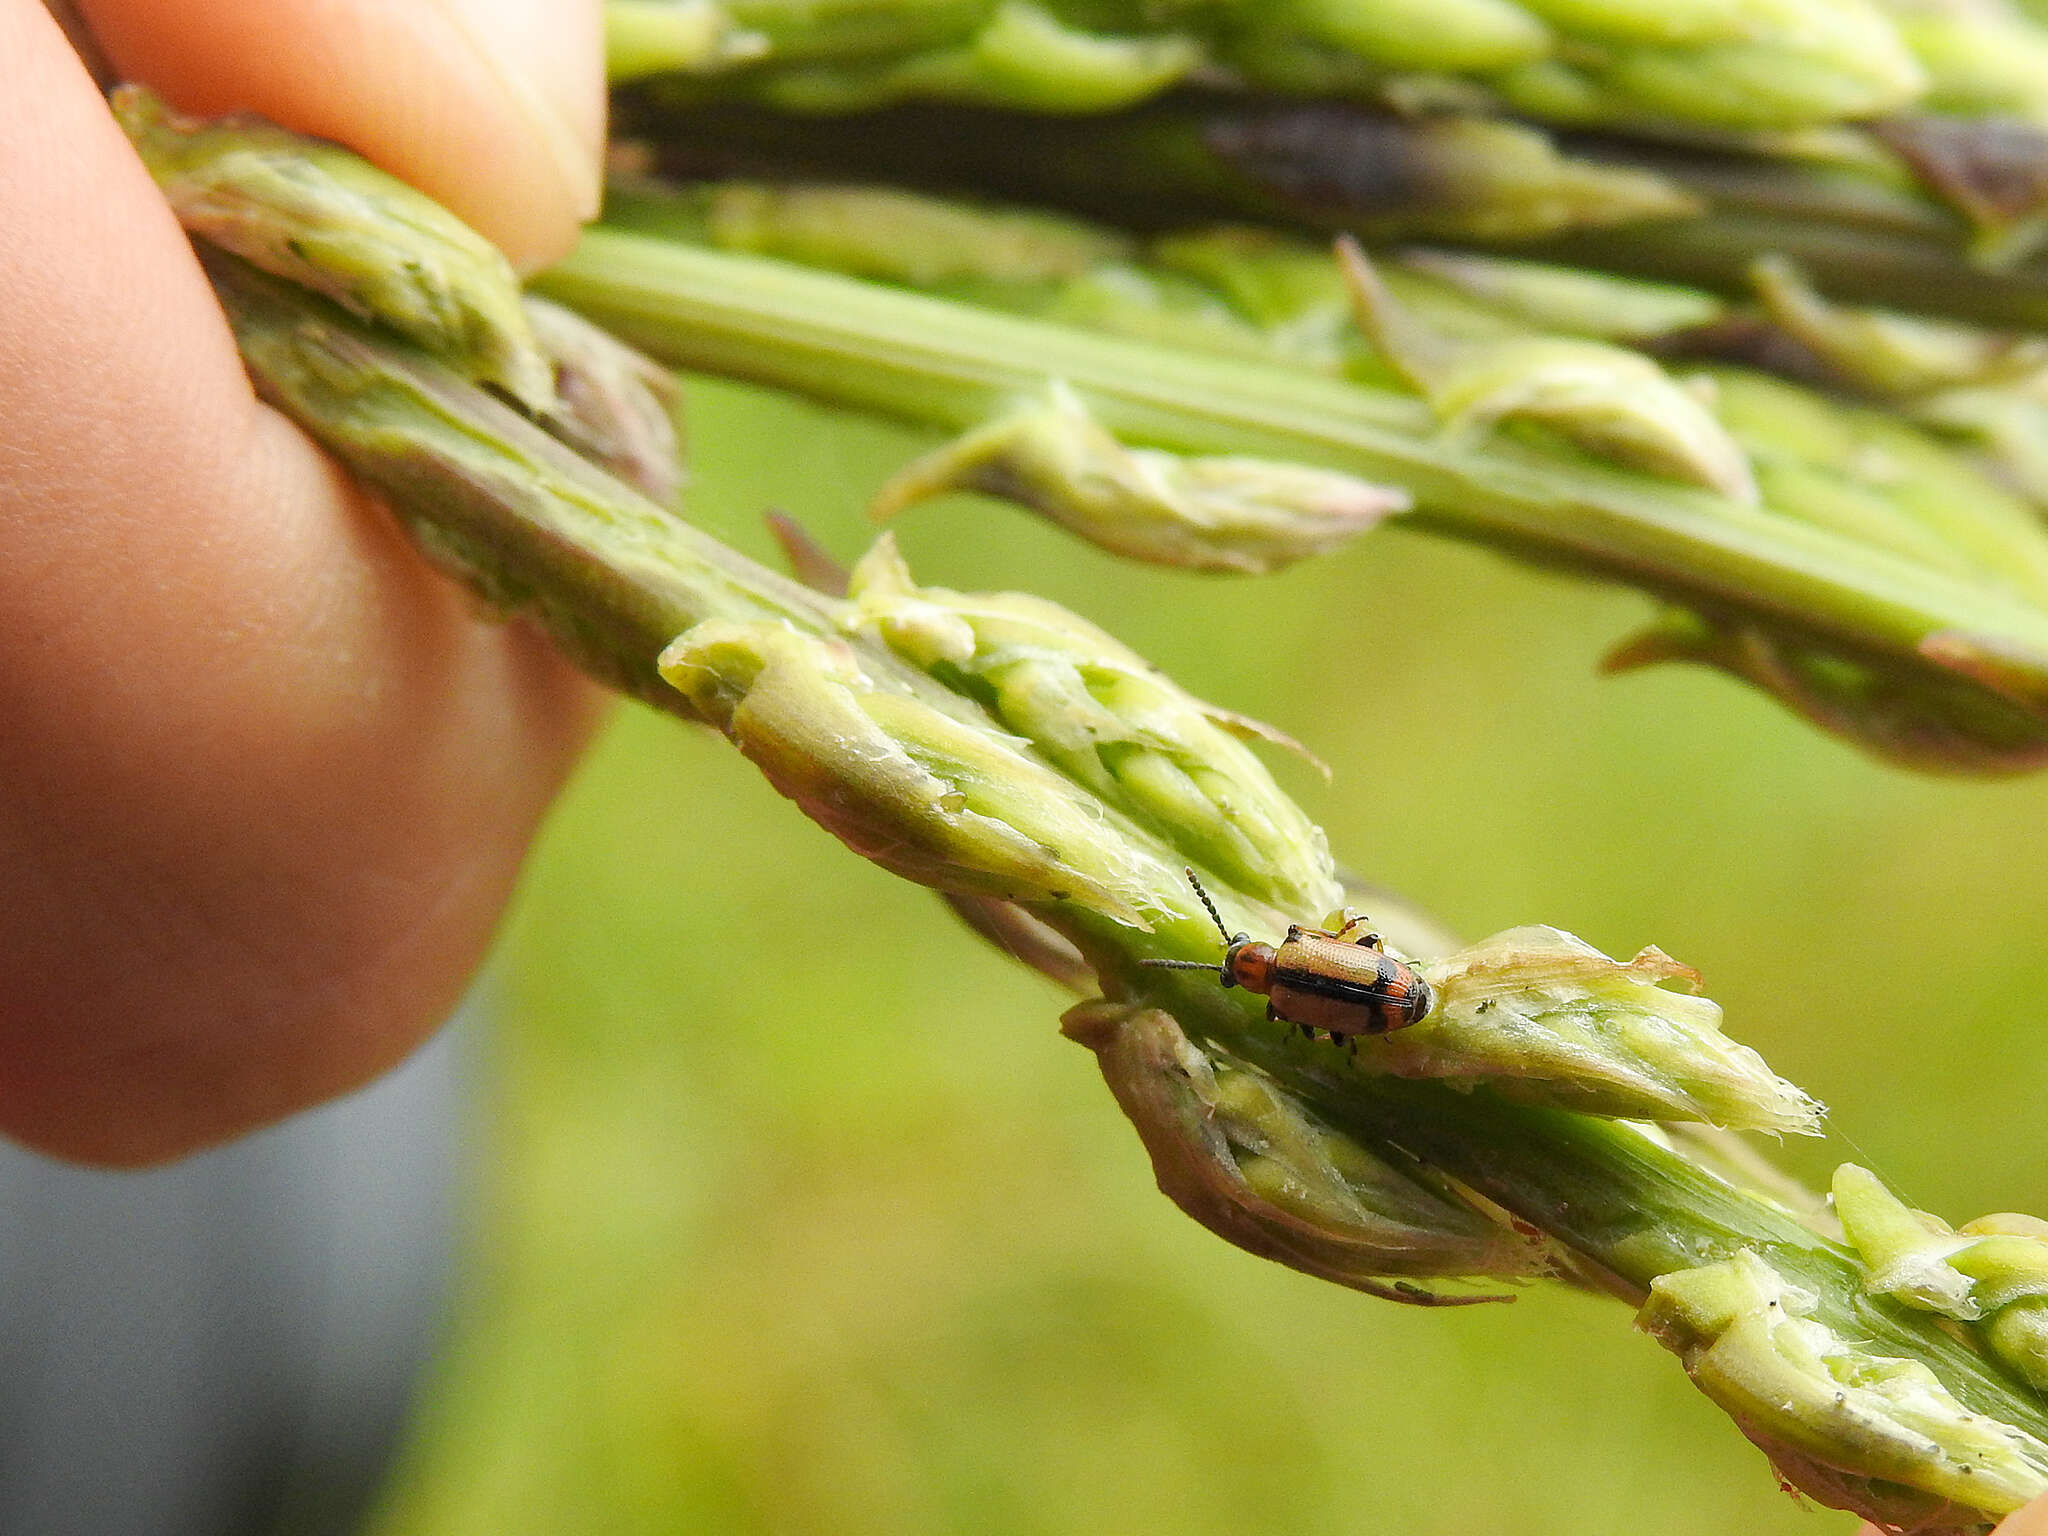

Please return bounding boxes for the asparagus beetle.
[1141,869,1434,1040]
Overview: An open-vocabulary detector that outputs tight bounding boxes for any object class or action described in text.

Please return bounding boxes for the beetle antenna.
[1181,867,1234,945]
[1138,958,1224,974]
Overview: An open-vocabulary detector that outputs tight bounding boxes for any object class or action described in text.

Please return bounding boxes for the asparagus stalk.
[606,0,1929,130]
[531,210,2048,769]
[612,93,1711,244]
[589,172,2048,758]
[112,85,558,412]
[1741,253,2048,516]
[605,0,769,76]
[605,0,2048,261]
[1869,0,2048,122]
[617,94,2048,323]
[143,101,2048,1528]
[217,226,2048,1536]
[139,71,2048,777]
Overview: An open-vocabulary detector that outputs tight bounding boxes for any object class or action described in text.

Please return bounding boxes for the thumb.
[76,0,604,270]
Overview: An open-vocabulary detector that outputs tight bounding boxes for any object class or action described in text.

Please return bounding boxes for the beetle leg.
[1318,912,1386,951]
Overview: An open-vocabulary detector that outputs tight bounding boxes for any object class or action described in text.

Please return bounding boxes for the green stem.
[214,251,2048,1505]
[618,97,2048,328]
[1524,206,2048,328]
[719,0,992,63]
[607,1,759,81]
[210,252,842,709]
[1343,1087,2048,1427]
[604,0,1927,130]
[1118,952,2048,1437]
[535,227,2048,710]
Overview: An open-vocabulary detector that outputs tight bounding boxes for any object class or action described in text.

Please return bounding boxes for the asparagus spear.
[560,172,2048,769]
[224,239,2048,1528]
[617,94,2048,323]
[607,0,1929,131]
[624,174,2048,766]
[134,97,2048,1528]
[123,69,2048,773]
[1869,0,2048,121]
[112,84,557,412]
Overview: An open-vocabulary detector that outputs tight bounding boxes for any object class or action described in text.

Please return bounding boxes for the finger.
[0,2,603,1163]
[76,0,604,270]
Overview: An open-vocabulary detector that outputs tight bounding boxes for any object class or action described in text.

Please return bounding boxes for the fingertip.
[421,0,607,266]
[80,0,605,269]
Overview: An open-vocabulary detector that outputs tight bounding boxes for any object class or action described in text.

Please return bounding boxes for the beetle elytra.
[1140,868,1434,1041]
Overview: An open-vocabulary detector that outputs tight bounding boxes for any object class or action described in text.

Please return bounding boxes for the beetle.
[1141,868,1434,1040]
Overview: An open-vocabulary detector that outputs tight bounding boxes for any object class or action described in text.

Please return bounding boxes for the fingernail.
[428,0,604,268]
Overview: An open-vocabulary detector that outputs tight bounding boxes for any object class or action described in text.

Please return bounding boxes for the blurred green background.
[365,375,2048,1536]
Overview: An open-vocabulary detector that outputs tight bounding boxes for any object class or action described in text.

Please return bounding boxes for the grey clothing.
[0,1017,466,1536]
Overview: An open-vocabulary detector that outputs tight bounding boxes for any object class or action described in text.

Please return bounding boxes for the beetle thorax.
[1223,939,1277,995]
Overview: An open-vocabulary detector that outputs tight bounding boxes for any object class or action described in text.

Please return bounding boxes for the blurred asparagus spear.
[620,93,2048,317]
[605,0,1928,130]
[136,95,2048,1529]
[1870,0,2048,121]
[612,94,1712,245]
[606,0,2048,271]
[549,175,2048,770]
[1742,252,2048,514]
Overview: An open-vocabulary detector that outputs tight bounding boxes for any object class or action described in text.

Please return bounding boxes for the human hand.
[0,0,605,1163]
